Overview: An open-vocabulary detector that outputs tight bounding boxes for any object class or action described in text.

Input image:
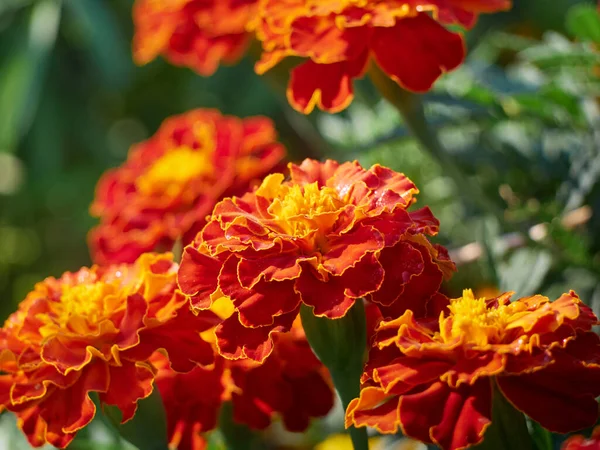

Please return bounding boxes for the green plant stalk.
[101,388,170,450]
[300,302,369,450]
[218,402,264,450]
[475,382,534,450]
[368,64,503,220]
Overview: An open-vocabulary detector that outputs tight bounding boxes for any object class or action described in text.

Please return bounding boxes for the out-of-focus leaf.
[547,221,591,267]
[64,0,132,89]
[0,0,60,152]
[499,248,552,297]
[520,46,600,70]
[566,4,600,44]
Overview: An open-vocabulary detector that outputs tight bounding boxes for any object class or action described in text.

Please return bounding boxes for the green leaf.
[217,403,264,450]
[528,419,553,450]
[0,0,61,152]
[566,4,600,44]
[102,388,169,450]
[475,384,534,450]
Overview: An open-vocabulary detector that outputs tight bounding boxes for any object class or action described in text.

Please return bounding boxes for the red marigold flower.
[0,253,219,449]
[178,159,455,362]
[562,427,600,450]
[89,109,285,265]
[153,317,334,450]
[346,289,600,450]
[250,0,511,113]
[133,0,256,75]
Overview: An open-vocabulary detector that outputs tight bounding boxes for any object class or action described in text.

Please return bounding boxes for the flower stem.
[368,64,503,220]
[218,402,265,450]
[300,301,370,450]
[100,388,170,450]
[475,382,534,450]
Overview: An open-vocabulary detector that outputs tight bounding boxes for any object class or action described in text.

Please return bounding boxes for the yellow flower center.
[39,282,119,337]
[441,289,518,346]
[136,147,212,197]
[257,174,345,238]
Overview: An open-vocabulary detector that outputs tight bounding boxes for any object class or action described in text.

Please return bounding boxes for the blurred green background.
[1,0,600,330]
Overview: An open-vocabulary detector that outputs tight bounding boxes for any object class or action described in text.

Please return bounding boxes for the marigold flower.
[90,109,285,265]
[0,253,219,448]
[562,427,600,450]
[346,289,600,450]
[178,159,455,362]
[250,0,512,113]
[133,0,256,75]
[153,318,334,450]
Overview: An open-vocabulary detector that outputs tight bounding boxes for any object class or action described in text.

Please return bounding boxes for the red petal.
[497,349,600,433]
[219,254,301,327]
[237,252,304,289]
[321,224,385,276]
[122,308,218,372]
[399,380,492,450]
[100,362,155,423]
[296,253,384,318]
[371,13,465,93]
[215,311,297,362]
[35,362,110,447]
[287,50,369,114]
[345,386,401,433]
[178,245,221,309]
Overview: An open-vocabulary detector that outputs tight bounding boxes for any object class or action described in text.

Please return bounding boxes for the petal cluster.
[562,427,600,450]
[346,290,600,450]
[178,159,455,362]
[0,253,219,448]
[133,0,257,75]
[153,319,334,450]
[250,0,512,113]
[90,109,285,265]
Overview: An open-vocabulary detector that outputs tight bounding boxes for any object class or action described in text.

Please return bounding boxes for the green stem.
[475,382,533,450]
[101,388,170,450]
[330,369,370,450]
[368,64,504,220]
[300,302,369,450]
[218,402,264,450]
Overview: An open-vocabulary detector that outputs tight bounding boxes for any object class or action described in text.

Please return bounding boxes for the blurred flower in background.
[132,0,257,76]
[562,427,600,450]
[249,0,512,113]
[89,109,285,265]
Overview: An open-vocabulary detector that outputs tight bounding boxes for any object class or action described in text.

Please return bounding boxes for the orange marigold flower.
[346,289,600,450]
[250,0,512,113]
[133,0,256,75]
[178,159,455,362]
[562,427,600,450]
[89,109,285,265]
[0,253,219,449]
[153,319,334,450]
